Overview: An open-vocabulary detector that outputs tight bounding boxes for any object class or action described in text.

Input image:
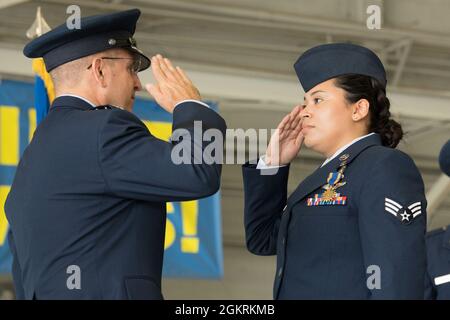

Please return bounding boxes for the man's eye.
[314,98,323,104]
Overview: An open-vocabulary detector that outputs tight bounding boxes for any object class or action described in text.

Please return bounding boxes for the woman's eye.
[314,98,322,104]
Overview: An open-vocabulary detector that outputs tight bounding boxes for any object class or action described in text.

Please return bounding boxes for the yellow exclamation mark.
[0,186,11,246]
[180,200,199,253]
[164,202,176,250]
[0,106,19,166]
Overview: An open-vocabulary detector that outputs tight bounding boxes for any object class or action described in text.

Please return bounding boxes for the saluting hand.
[265,105,304,166]
[145,54,201,113]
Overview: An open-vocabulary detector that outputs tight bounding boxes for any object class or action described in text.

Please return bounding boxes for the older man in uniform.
[5,9,226,299]
[425,140,450,300]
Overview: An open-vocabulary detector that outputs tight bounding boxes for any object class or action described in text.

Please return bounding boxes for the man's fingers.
[159,56,180,83]
[163,57,176,71]
[145,83,162,100]
[151,55,168,83]
[164,58,182,81]
[176,66,193,85]
[156,55,173,80]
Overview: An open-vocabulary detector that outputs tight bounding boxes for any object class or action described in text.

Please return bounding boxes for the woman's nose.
[299,104,311,118]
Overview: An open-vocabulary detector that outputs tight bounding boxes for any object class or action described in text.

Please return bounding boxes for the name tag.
[434,273,450,286]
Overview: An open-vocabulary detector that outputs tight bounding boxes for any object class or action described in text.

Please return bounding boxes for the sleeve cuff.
[256,155,288,170]
[174,99,211,109]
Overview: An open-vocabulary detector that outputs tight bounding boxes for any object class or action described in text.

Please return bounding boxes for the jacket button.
[282,237,285,245]
[278,267,283,277]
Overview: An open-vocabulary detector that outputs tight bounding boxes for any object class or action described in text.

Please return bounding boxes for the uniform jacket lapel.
[287,134,382,207]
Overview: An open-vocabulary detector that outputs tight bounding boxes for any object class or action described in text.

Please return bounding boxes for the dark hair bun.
[335,75,403,148]
[373,87,403,148]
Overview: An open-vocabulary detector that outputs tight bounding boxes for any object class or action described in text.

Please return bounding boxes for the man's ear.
[91,58,108,88]
[351,98,370,122]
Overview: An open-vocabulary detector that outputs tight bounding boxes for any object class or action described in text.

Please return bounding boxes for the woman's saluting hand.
[265,105,305,166]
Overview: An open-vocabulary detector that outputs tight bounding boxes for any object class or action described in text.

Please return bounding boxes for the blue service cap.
[23,8,150,73]
[294,43,387,93]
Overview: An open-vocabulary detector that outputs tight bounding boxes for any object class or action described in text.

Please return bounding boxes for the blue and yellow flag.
[32,58,55,124]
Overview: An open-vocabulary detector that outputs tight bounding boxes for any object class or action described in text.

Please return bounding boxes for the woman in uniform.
[242,43,427,299]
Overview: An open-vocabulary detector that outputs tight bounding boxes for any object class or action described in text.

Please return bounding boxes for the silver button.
[108,38,116,46]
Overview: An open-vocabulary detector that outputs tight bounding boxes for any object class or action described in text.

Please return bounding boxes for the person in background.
[425,139,450,300]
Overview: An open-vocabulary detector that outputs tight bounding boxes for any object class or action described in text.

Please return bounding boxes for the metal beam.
[390,39,413,87]
[407,121,450,142]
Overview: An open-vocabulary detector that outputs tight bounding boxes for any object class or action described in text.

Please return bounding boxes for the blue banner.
[0,79,223,279]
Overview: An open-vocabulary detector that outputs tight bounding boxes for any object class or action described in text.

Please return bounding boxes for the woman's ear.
[91,58,108,88]
[351,99,370,122]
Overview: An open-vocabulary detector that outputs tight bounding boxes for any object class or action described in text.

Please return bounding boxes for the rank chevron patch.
[384,198,422,224]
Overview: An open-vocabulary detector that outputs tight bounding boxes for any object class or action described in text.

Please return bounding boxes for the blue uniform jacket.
[5,96,226,299]
[425,226,450,300]
[242,134,427,299]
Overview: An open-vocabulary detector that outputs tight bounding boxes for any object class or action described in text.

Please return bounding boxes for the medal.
[308,155,351,206]
[321,163,348,201]
[322,188,337,201]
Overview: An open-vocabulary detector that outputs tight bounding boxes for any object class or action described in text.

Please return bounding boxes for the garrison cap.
[23,8,150,72]
[294,43,387,93]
